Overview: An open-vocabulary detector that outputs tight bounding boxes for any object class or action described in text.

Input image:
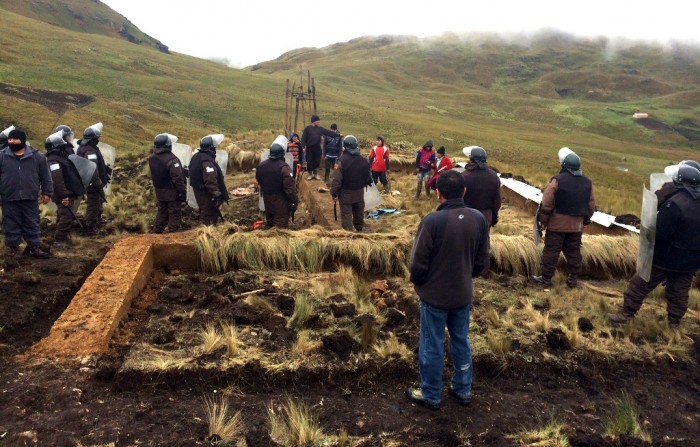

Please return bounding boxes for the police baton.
[64,203,84,230]
[333,198,338,221]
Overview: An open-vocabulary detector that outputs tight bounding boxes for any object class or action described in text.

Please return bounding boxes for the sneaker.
[529,276,553,287]
[307,173,314,180]
[608,312,634,324]
[24,245,50,259]
[448,387,471,406]
[405,387,440,410]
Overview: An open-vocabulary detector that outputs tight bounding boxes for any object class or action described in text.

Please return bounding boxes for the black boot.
[415,181,422,199]
[566,274,578,288]
[25,245,50,259]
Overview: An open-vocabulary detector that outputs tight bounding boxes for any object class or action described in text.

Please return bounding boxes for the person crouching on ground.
[406,170,490,410]
[148,133,187,233]
[256,135,298,229]
[330,135,372,232]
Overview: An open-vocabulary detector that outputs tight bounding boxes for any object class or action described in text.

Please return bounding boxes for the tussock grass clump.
[490,235,541,276]
[373,333,412,361]
[524,299,552,332]
[603,392,651,442]
[198,324,224,354]
[580,234,638,278]
[196,227,412,276]
[509,416,570,446]
[287,294,314,329]
[292,330,319,357]
[221,323,241,357]
[203,395,246,444]
[268,398,325,447]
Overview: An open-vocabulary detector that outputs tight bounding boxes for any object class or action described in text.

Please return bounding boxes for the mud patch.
[0,82,94,115]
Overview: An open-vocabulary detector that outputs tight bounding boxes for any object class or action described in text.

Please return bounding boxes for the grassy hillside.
[0,0,167,51]
[2,7,700,214]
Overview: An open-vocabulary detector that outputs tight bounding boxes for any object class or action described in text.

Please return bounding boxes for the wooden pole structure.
[284,79,290,135]
[311,77,317,115]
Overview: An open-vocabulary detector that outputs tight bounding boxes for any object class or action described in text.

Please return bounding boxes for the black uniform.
[148,146,187,233]
[190,148,228,225]
[301,125,339,177]
[77,139,110,231]
[46,143,85,243]
[256,158,298,228]
[330,151,372,231]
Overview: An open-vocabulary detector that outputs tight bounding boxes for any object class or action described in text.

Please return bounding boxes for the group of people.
[0,123,111,258]
[406,148,700,410]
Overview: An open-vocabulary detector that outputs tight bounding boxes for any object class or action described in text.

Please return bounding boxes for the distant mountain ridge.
[0,0,168,52]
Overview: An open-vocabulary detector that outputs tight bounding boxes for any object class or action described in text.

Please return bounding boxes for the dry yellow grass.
[268,398,325,447]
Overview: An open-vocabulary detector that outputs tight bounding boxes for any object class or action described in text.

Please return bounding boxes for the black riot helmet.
[343,135,359,155]
[677,165,700,187]
[54,125,73,142]
[44,130,65,151]
[154,133,177,148]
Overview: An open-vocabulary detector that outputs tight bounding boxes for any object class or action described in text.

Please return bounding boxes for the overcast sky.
[102,0,699,68]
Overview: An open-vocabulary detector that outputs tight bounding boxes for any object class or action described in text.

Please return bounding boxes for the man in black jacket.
[190,134,228,225]
[330,135,372,232]
[462,146,501,277]
[256,135,298,228]
[77,122,110,235]
[148,133,187,233]
[609,163,700,328]
[45,129,86,248]
[301,115,339,181]
[0,128,53,259]
[406,170,489,410]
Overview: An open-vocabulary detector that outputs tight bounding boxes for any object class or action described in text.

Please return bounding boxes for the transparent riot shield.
[364,180,383,211]
[98,142,116,196]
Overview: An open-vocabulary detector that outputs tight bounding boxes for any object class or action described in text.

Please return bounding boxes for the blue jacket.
[0,146,53,201]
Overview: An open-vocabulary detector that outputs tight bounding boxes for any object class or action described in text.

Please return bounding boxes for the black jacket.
[410,199,490,310]
[301,125,338,149]
[148,146,187,202]
[47,146,84,199]
[653,189,700,272]
[77,140,110,192]
[330,152,372,204]
[0,146,53,201]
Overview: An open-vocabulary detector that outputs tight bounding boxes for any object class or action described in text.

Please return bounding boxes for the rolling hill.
[2,2,700,214]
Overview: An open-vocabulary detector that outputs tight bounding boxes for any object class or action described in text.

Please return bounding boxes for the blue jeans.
[419,302,473,404]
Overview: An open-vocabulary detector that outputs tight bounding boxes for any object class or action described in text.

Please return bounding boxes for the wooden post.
[311,77,317,115]
[284,79,290,135]
[294,97,300,135]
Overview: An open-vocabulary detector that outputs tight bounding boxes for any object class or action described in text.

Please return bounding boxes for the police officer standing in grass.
[0,128,53,259]
[45,129,86,249]
[609,162,700,329]
[148,133,187,233]
[530,148,596,288]
[256,135,298,229]
[331,135,372,232]
[406,170,489,410]
[301,115,340,180]
[461,146,501,277]
[77,123,110,235]
[190,134,229,226]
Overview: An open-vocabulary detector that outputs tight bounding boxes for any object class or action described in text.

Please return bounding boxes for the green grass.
[2,7,700,214]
